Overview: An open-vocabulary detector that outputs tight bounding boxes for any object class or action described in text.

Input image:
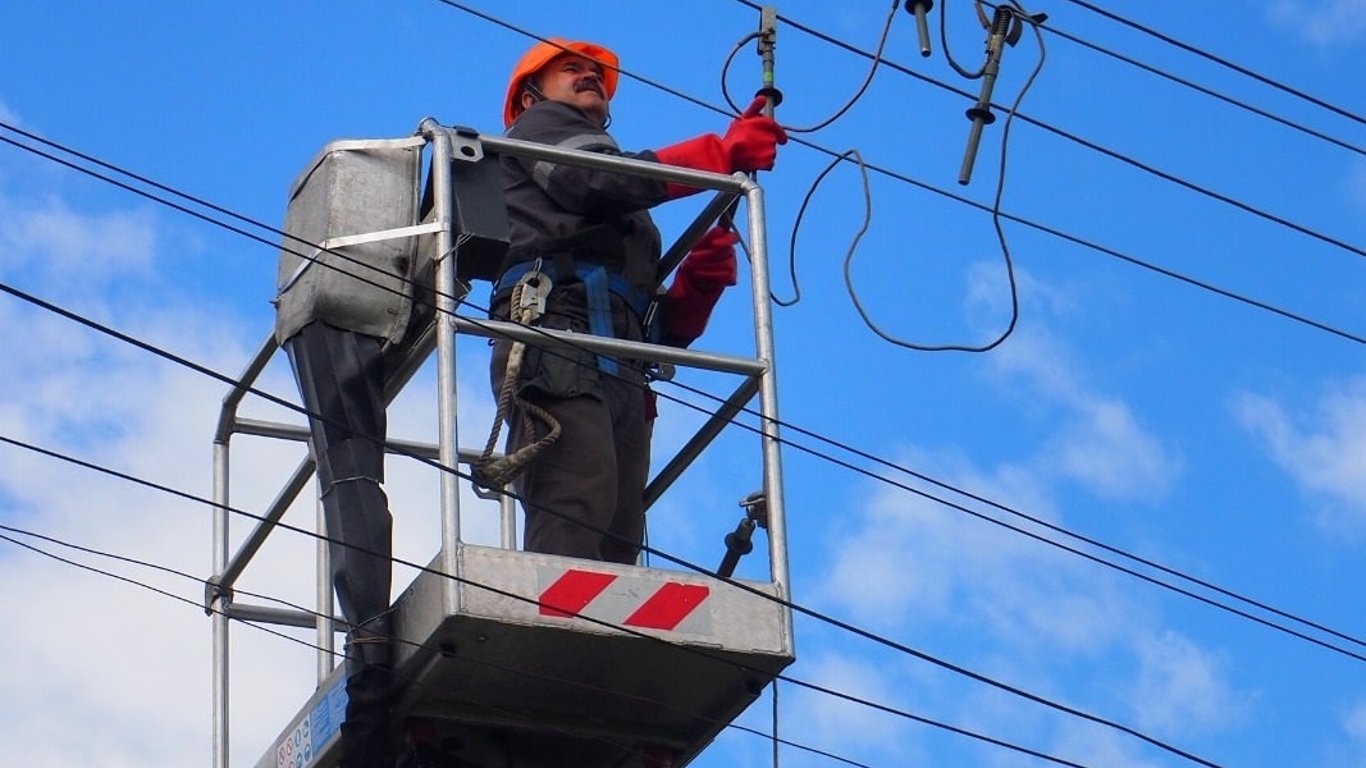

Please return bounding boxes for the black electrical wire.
[0,56,1349,759]
[9,227,1362,677]
[2,46,1361,660]
[1058,0,1366,127]
[5,116,1361,663]
[0,13,1344,765]
[0,447,1109,768]
[4,107,1362,663]
[721,0,901,133]
[1033,14,1366,157]
[0,523,883,768]
[0,529,696,767]
[731,0,1366,262]
[0,263,1238,768]
[0,283,1249,768]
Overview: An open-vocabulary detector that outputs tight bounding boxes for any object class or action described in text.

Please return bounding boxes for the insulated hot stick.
[756,5,783,117]
[958,4,1015,185]
[721,5,782,230]
[907,0,935,58]
[957,2,1046,185]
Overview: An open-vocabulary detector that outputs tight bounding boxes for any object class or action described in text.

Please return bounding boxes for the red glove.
[721,96,787,172]
[654,97,786,198]
[664,227,740,345]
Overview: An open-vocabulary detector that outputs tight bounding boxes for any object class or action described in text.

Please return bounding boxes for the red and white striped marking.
[537,567,712,634]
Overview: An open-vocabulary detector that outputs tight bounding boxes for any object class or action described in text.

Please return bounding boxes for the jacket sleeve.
[508,101,668,216]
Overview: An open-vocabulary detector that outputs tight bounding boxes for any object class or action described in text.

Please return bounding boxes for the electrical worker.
[274,150,431,766]
[490,38,786,564]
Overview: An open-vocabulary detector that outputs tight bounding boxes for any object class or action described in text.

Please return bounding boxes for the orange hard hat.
[503,38,620,128]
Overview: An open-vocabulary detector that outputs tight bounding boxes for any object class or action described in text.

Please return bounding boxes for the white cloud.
[0,168,505,768]
[988,309,1182,503]
[1128,630,1248,736]
[1047,397,1180,500]
[1234,378,1366,536]
[1345,699,1366,743]
[0,193,158,290]
[781,652,925,763]
[1269,0,1366,45]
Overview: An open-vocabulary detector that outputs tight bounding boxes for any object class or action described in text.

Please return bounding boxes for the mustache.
[573,77,605,97]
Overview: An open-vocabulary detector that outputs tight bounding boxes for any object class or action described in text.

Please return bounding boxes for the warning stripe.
[538,568,710,632]
[622,582,710,630]
[538,568,616,618]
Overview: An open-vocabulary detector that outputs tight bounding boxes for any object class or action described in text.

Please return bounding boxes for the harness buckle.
[514,259,550,322]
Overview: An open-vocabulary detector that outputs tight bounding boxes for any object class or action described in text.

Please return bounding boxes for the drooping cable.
[729,0,1366,261]
[0,73,1360,650]
[4,118,1362,661]
[721,0,901,134]
[413,5,1366,343]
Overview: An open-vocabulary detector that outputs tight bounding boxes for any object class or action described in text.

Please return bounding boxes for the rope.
[471,278,561,491]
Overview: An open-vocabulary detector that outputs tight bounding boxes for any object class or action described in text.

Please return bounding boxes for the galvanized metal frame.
[207,122,791,768]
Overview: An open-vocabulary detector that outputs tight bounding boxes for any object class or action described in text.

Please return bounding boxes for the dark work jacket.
[500,100,669,300]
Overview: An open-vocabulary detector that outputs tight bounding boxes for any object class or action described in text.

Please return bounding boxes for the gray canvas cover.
[274,137,426,345]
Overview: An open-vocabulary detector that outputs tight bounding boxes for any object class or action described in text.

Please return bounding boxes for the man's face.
[526,52,609,126]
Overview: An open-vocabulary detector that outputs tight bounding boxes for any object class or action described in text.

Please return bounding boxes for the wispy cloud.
[1268,0,1366,45]
[0,193,158,291]
[978,265,1182,503]
[1129,630,1248,736]
[1234,377,1366,537]
[0,160,501,767]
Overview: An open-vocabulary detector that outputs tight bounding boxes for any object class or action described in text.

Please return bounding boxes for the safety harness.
[472,226,657,492]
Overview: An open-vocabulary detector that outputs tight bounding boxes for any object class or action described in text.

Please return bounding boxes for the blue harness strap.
[579,265,619,374]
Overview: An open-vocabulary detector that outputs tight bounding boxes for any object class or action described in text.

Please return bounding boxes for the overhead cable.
[0,445,1119,768]
[1059,0,1366,126]
[1035,15,1366,157]
[3,114,1363,661]
[3,87,1363,658]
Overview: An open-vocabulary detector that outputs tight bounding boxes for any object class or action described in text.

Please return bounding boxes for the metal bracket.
[448,125,485,164]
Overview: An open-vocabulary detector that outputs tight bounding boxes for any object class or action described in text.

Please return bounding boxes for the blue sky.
[0,2,1363,767]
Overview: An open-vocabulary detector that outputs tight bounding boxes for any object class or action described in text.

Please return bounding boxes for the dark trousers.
[285,320,393,628]
[285,320,395,767]
[490,289,651,564]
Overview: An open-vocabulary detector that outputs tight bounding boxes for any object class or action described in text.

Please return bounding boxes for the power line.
[1058,0,1366,127]
[1034,15,1366,157]
[3,105,1362,663]
[0,448,1116,768]
[0,524,883,768]
[2,151,1359,669]
[1,74,1360,658]
[0,277,1232,768]
[0,59,1344,765]
[0,7,1344,765]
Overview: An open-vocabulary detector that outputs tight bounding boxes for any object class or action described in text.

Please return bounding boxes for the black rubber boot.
[339,614,395,768]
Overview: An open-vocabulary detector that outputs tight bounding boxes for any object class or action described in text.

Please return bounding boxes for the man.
[274,138,432,768]
[490,38,786,564]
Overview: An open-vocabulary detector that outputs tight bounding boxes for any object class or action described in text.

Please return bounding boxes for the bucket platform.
[211,121,794,768]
